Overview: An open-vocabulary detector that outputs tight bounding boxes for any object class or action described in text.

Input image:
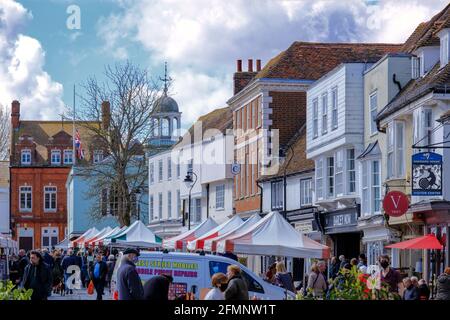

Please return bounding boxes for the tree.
[73,61,162,226]
[0,104,10,160]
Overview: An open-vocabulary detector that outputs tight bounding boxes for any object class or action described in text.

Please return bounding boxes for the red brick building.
[9,100,100,251]
[228,43,402,216]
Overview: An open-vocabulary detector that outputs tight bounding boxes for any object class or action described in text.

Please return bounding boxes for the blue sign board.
[412,152,443,196]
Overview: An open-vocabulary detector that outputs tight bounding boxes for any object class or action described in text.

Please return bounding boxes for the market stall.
[84,227,113,247]
[203,213,261,252]
[70,227,99,248]
[162,217,218,251]
[216,211,330,259]
[110,220,162,248]
[94,226,126,246]
[187,215,244,251]
[55,238,69,249]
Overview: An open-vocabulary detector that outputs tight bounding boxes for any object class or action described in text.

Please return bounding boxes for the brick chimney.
[233,59,260,95]
[101,101,111,130]
[11,100,20,129]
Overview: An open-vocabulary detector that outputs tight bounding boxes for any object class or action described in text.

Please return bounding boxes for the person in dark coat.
[224,265,249,300]
[117,248,144,300]
[21,251,52,300]
[9,255,20,285]
[17,249,29,285]
[436,267,450,300]
[61,249,81,294]
[402,277,419,300]
[42,249,54,270]
[90,252,108,300]
[330,256,340,279]
[143,274,173,301]
[418,279,430,300]
[106,255,116,292]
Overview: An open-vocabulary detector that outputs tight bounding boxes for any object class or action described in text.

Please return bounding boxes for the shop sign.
[383,191,409,217]
[412,152,442,196]
[294,221,313,234]
[324,211,358,229]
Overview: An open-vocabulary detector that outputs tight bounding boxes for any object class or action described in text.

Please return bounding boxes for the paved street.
[48,288,113,300]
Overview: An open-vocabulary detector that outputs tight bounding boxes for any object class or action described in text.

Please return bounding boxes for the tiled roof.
[176,106,233,147]
[13,120,99,163]
[377,55,450,122]
[258,125,314,181]
[254,42,402,81]
[402,4,450,53]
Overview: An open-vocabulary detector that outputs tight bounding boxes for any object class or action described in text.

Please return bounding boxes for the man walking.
[61,249,81,294]
[21,251,52,300]
[117,248,144,300]
[91,252,108,300]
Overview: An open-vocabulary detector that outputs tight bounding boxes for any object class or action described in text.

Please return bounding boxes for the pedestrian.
[204,273,227,300]
[8,255,20,285]
[90,252,108,300]
[116,248,144,300]
[378,255,403,297]
[106,254,116,292]
[274,261,296,293]
[264,263,277,284]
[21,250,52,300]
[357,254,367,269]
[339,255,347,269]
[224,265,249,300]
[435,267,450,300]
[42,248,54,270]
[306,261,327,298]
[417,279,430,300]
[350,258,358,268]
[143,274,173,301]
[402,277,419,300]
[61,248,81,294]
[17,249,29,285]
[329,256,340,279]
[52,251,64,294]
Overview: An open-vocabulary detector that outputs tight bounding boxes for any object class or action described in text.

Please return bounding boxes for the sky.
[0,0,447,128]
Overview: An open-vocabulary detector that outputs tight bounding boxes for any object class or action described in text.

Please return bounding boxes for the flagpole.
[73,84,76,166]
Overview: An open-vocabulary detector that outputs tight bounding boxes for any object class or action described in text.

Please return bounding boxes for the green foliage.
[297,266,401,300]
[0,281,33,300]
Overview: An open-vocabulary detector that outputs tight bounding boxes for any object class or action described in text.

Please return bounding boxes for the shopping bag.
[87,280,94,295]
[113,290,119,300]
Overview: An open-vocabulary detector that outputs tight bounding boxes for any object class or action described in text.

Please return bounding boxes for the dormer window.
[51,150,61,165]
[411,56,420,79]
[93,150,104,163]
[63,150,73,164]
[21,149,31,165]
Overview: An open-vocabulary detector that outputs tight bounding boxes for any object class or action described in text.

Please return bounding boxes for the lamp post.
[183,170,198,230]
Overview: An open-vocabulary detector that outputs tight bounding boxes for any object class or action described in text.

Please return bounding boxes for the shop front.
[321,207,362,260]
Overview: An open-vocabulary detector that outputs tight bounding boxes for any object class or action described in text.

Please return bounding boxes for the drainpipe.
[256,181,263,214]
[282,145,294,219]
[206,184,210,219]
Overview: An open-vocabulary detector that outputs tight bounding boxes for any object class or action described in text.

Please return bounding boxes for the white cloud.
[0,0,64,119]
[97,0,447,127]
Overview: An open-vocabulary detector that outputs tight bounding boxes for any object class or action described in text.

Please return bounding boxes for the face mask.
[132,256,139,263]
[380,261,389,269]
[220,283,228,292]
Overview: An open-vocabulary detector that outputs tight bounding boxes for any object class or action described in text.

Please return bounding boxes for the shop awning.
[162,217,218,250]
[187,215,244,251]
[385,234,443,250]
[203,213,261,252]
[216,211,330,259]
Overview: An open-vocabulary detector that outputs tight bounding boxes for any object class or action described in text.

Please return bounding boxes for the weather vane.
[159,61,172,95]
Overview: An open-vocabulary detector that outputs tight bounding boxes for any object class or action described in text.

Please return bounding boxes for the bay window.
[362,162,369,215]
[313,99,319,138]
[271,180,284,211]
[347,149,356,193]
[335,151,343,196]
[322,93,328,135]
[327,156,334,197]
[370,91,378,135]
[372,160,381,213]
[300,179,312,206]
[396,122,405,177]
[331,87,338,130]
[316,159,323,200]
[361,159,381,215]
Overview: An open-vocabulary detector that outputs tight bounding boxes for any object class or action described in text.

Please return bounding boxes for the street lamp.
[183,170,198,230]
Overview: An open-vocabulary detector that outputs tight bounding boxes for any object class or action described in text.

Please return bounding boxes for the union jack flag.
[75,129,84,159]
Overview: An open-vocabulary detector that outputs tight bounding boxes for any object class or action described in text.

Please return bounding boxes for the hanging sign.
[231,163,241,175]
[383,191,409,217]
[412,152,442,196]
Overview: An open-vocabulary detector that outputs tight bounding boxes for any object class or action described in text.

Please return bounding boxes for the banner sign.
[412,152,442,196]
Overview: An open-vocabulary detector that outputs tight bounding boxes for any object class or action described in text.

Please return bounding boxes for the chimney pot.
[256,59,261,72]
[236,60,242,72]
[248,59,253,72]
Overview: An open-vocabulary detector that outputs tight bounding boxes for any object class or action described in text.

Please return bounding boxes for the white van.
[112,251,295,300]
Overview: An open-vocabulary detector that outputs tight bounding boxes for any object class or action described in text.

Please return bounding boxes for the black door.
[333,233,361,260]
[19,237,33,252]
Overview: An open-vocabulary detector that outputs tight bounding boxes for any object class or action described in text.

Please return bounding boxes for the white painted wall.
[0,187,9,234]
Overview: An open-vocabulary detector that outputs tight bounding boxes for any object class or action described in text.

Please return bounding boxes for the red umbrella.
[386,234,443,250]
